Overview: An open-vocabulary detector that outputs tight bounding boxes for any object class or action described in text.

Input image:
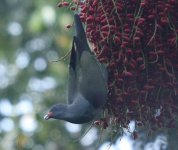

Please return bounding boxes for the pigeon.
[44,14,108,124]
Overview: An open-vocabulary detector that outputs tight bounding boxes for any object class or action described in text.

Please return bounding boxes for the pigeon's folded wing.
[78,50,108,108]
[72,14,108,108]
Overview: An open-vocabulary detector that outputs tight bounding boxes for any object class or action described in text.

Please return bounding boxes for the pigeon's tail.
[74,14,90,52]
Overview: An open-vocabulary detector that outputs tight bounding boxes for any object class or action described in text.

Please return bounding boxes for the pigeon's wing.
[99,63,108,83]
[78,49,108,108]
[74,37,107,108]
[68,39,77,104]
[73,14,108,108]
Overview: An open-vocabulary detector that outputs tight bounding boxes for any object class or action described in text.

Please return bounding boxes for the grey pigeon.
[44,14,108,124]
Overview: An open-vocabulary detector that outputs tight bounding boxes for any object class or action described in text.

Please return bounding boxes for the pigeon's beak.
[44,112,53,120]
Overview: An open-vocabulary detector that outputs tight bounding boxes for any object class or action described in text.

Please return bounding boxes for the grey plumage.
[44,14,108,124]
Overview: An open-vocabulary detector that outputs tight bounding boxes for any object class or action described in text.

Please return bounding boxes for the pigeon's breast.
[66,94,100,124]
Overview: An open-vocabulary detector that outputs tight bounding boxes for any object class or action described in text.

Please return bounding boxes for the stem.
[147,19,157,46]
[130,1,143,39]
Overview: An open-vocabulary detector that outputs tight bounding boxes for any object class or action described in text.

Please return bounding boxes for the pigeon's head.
[44,104,67,120]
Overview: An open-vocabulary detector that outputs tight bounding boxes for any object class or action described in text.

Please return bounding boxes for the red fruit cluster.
[58,0,178,131]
